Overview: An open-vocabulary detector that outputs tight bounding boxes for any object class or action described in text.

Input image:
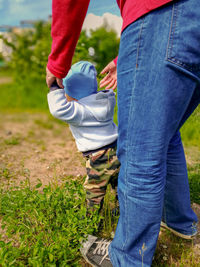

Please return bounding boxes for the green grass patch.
[181,106,200,149]
[0,67,11,78]
[0,179,100,266]
[153,232,197,267]
[4,136,21,146]
[34,119,54,130]
[0,79,48,111]
[188,164,200,204]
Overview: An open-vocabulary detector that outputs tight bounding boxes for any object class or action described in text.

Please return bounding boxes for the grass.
[0,178,100,267]
[0,177,199,267]
[0,66,11,78]
[0,68,199,266]
[188,164,200,204]
[4,135,21,146]
[152,233,198,267]
[0,68,48,111]
[181,108,200,149]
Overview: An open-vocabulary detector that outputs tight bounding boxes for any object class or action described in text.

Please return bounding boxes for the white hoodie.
[47,89,118,152]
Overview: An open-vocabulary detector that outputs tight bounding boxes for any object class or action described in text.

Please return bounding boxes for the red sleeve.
[47,0,90,79]
[113,56,118,66]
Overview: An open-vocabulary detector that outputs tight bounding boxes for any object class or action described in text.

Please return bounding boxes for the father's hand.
[46,67,64,89]
[100,60,117,90]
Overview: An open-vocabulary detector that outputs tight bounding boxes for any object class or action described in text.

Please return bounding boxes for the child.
[47,61,120,212]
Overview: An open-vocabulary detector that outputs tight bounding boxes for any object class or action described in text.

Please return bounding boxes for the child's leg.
[84,147,120,211]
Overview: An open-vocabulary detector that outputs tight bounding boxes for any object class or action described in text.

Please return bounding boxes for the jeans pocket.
[166,0,200,72]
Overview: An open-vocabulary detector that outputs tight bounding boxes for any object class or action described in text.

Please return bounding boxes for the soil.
[0,112,85,187]
[0,77,13,84]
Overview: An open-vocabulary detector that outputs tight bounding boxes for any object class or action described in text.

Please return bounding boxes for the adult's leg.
[162,83,200,236]
[163,130,198,236]
[109,1,200,266]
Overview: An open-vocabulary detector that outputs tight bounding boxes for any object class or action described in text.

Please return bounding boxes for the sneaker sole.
[81,253,96,267]
[80,235,98,267]
[161,221,197,240]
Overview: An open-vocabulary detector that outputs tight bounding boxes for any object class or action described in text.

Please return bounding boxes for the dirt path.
[0,112,85,187]
[0,77,13,84]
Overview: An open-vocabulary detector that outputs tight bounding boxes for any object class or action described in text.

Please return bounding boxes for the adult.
[46,0,200,266]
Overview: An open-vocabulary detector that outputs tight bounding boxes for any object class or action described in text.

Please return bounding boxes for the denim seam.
[167,58,200,72]
[136,17,145,68]
[166,2,200,72]
[121,18,146,254]
[166,2,177,61]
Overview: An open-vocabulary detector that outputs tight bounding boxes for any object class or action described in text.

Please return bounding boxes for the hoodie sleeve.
[47,89,84,125]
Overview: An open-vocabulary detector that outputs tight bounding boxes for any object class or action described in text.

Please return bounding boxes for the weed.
[188,167,200,205]
[0,167,13,180]
[4,136,21,146]
[139,243,147,267]
[0,179,100,266]
[34,119,54,130]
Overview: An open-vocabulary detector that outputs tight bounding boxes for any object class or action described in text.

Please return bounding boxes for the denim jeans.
[109,0,200,266]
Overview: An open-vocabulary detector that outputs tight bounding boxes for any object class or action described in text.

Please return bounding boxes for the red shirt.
[47,0,173,78]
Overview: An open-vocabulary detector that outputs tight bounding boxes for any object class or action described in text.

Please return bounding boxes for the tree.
[2,22,119,82]
[1,21,51,84]
[88,26,120,73]
[73,30,91,64]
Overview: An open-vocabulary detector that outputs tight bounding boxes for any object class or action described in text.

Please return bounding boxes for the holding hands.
[46,67,64,89]
[46,59,117,90]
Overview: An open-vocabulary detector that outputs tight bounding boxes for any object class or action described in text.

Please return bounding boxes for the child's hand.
[100,60,117,90]
[46,67,64,89]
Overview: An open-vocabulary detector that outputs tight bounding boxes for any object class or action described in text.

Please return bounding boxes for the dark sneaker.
[161,221,198,240]
[80,235,113,267]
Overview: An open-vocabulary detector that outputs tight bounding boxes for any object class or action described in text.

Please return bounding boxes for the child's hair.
[63,61,98,100]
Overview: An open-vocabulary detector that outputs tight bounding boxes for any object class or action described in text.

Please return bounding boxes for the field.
[0,69,200,266]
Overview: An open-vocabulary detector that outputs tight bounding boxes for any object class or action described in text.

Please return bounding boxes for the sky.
[0,0,120,27]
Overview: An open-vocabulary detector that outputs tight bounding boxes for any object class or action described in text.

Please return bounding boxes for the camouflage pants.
[84,146,120,209]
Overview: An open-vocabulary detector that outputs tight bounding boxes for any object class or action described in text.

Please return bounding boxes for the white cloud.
[83,13,122,37]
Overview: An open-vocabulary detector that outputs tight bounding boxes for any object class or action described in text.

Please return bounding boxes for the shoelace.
[93,239,111,264]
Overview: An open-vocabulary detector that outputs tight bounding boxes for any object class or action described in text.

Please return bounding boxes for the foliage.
[74,26,120,73]
[1,21,119,84]
[0,21,119,111]
[1,21,52,84]
[0,52,4,61]
[0,179,100,266]
[89,26,119,73]
[0,52,4,67]
[72,31,92,64]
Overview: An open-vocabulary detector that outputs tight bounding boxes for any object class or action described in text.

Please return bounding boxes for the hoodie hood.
[63,61,98,100]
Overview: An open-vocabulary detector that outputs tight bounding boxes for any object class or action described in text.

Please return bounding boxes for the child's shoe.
[80,235,113,267]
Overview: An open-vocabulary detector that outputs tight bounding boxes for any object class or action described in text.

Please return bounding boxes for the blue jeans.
[109,0,200,266]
